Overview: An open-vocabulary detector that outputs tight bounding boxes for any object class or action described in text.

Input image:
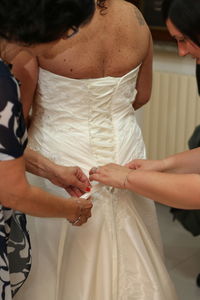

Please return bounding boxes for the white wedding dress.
[15,66,178,300]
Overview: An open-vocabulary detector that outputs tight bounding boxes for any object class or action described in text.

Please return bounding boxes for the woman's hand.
[66,197,93,226]
[89,160,166,190]
[24,149,91,197]
[50,166,91,197]
[126,159,165,172]
[89,163,131,189]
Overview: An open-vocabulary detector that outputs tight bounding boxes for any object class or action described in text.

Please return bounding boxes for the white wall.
[153,42,196,75]
[135,42,197,128]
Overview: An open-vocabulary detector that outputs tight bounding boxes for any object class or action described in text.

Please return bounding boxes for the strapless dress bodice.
[28,65,145,170]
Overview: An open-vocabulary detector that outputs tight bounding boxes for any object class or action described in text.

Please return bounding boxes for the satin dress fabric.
[15,66,178,300]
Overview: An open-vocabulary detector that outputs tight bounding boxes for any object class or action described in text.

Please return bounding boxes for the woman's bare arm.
[12,50,38,120]
[24,148,91,196]
[127,148,200,174]
[89,161,200,209]
[133,33,153,110]
[0,157,92,224]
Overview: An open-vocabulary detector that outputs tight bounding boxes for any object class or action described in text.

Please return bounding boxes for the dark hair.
[0,0,95,45]
[97,0,107,14]
[162,0,200,47]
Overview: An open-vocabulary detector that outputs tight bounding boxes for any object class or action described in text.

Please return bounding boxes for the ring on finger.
[72,216,81,225]
[91,167,98,173]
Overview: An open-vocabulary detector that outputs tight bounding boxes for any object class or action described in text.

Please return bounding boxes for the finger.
[72,221,82,226]
[80,215,88,224]
[75,181,91,193]
[79,199,93,210]
[87,197,93,207]
[85,198,93,207]
[69,213,82,226]
[73,173,91,192]
[70,186,83,197]
[72,219,82,226]
[65,187,77,197]
[89,167,98,175]
[72,216,87,226]
[79,172,91,185]
[89,173,100,182]
[81,208,92,218]
[76,167,91,185]
[125,162,137,169]
[84,211,92,219]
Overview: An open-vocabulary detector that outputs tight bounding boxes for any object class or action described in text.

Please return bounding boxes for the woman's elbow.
[133,95,150,110]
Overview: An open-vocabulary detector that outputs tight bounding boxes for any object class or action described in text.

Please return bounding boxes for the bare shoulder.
[112,1,149,33]
[110,0,150,48]
[132,4,146,26]
[118,1,146,25]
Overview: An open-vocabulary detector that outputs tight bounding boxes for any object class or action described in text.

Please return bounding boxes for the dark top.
[170,63,200,237]
[0,59,27,160]
[0,59,31,300]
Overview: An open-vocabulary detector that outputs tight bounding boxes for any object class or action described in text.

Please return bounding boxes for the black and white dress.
[0,59,31,300]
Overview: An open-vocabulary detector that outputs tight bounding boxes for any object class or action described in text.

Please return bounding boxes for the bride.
[13,0,178,299]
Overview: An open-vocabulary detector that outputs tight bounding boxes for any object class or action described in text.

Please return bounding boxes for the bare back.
[12,0,152,118]
[38,0,151,79]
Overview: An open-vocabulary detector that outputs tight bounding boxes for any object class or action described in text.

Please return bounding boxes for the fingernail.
[86,187,91,192]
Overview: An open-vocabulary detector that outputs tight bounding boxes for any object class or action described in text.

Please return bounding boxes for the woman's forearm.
[24,147,91,195]
[0,157,92,222]
[89,163,200,209]
[1,180,93,226]
[24,147,56,180]
[126,170,200,209]
[0,160,74,218]
[163,147,200,174]
[3,182,75,218]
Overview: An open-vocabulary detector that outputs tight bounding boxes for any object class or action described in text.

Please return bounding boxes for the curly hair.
[97,0,107,14]
[0,0,95,45]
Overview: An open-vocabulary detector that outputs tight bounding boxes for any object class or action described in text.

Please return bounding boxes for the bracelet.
[67,198,82,225]
[123,170,134,189]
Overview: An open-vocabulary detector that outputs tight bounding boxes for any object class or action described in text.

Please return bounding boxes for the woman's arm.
[89,163,200,209]
[24,148,91,196]
[133,33,153,110]
[0,157,92,224]
[125,169,200,209]
[12,50,38,120]
[127,147,200,174]
[13,53,91,195]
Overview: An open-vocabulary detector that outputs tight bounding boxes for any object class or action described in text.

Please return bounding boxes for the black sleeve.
[0,75,27,160]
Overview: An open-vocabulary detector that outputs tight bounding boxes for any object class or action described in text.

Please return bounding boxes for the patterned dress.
[0,59,31,300]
